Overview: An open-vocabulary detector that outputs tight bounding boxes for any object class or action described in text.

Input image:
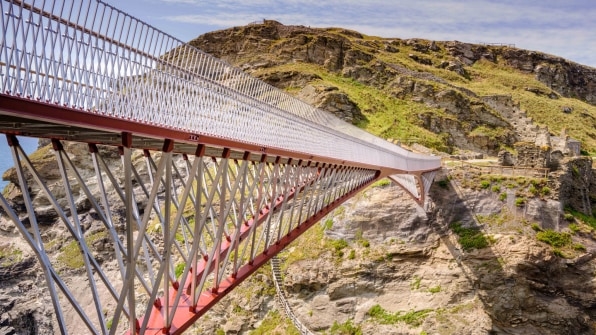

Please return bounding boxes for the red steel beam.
[0,94,437,175]
[129,171,377,335]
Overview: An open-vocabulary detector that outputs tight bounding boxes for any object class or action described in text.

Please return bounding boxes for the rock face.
[557,157,596,215]
[0,256,55,335]
[296,84,364,123]
[446,42,596,105]
[278,175,596,335]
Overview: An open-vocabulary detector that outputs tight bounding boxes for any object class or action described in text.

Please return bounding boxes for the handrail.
[270,256,315,335]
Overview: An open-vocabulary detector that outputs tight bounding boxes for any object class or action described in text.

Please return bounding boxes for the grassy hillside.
[191,22,596,154]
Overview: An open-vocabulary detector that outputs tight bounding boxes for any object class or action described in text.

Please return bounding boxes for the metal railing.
[0,0,440,173]
[270,256,315,335]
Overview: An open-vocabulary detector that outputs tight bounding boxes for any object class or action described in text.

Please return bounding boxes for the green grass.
[368,304,432,327]
[410,275,422,290]
[0,245,23,267]
[466,59,596,152]
[536,230,571,248]
[477,212,510,227]
[514,197,526,207]
[324,218,334,230]
[328,319,362,335]
[371,178,391,188]
[428,285,441,294]
[565,207,596,228]
[450,222,490,251]
[250,310,300,335]
[250,29,596,154]
[57,231,108,269]
[175,262,186,278]
[330,239,349,258]
[255,62,449,151]
[348,249,356,259]
[282,221,350,269]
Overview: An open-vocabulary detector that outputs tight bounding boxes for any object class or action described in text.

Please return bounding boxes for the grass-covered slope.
[189,21,596,154]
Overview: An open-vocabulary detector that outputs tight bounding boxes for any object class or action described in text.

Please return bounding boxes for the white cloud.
[157,0,596,67]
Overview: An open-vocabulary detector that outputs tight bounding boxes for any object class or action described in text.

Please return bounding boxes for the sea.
[0,136,39,191]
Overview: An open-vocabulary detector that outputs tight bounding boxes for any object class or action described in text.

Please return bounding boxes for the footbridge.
[0,1,441,334]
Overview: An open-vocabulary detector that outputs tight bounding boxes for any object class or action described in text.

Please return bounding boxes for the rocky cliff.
[189,20,596,155]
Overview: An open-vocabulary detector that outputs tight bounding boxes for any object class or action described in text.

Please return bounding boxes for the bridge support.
[0,136,377,334]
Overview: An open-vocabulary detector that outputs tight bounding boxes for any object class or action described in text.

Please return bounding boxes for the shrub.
[480,180,491,189]
[568,223,579,234]
[450,222,489,251]
[348,249,356,260]
[565,208,596,228]
[372,179,391,188]
[552,248,566,258]
[564,213,575,221]
[330,239,349,257]
[531,223,542,232]
[515,197,525,207]
[491,185,501,193]
[573,243,586,252]
[498,192,507,201]
[536,230,571,248]
[437,179,449,189]
[540,186,551,196]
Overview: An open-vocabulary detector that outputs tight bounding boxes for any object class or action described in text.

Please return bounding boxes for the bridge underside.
[0,106,389,334]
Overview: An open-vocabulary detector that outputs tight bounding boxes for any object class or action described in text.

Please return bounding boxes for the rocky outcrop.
[278,173,596,335]
[189,21,523,155]
[296,84,364,124]
[186,21,596,155]
[445,42,596,105]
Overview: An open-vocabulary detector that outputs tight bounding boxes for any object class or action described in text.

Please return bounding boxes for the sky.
[109,0,596,68]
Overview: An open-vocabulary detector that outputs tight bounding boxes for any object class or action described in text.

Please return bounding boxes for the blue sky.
[105,0,596,68]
